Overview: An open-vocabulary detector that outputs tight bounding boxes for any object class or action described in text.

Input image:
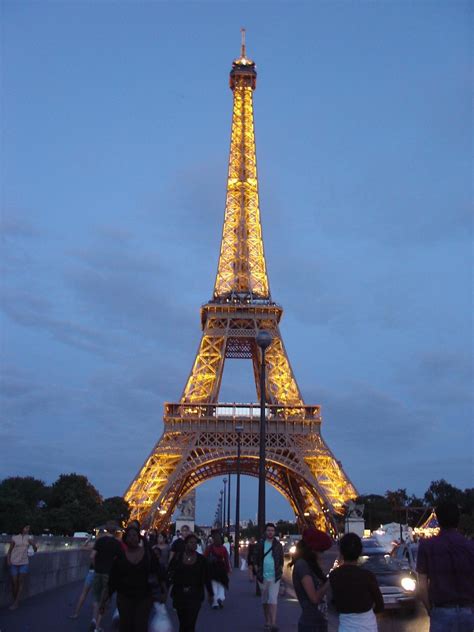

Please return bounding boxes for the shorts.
[84,569,95,588]
[258,579,280,605]
[10,564,29,576]
[91,572,109,602]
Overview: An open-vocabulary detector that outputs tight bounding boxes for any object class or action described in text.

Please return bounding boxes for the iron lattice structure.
[125,37,357,533]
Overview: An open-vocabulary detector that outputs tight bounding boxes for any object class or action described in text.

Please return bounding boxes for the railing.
[164,402,321,422]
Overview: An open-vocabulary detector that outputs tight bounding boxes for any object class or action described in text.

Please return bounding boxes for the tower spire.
[241,27,246,58]
[213,34,269,301]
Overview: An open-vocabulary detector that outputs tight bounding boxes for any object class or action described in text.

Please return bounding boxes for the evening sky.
[1,1,472,523]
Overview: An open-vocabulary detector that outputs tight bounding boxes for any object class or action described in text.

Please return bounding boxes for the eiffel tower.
[125,33,357,532]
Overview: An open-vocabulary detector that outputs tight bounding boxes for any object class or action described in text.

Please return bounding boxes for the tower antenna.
[241,27,246,58]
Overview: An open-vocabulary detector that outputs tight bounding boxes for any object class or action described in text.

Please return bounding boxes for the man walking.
[169,524,190,562]
[255,523,284,632]
[417,501,474,632]
[6,524,37,610]
[89,521,122,632]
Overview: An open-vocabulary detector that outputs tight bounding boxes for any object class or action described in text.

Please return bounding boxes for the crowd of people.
[5,501,474,632]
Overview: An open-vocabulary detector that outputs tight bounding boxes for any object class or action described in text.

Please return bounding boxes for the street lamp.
[220,490,224,528]
[234,425,243,568]
[256,330,272,538]
[223,478,227,533]
[227,473,232,536]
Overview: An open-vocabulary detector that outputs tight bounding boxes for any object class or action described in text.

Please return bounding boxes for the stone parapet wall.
[0,549,90,608]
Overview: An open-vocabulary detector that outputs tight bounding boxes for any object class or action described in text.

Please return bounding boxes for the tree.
[47,473,103,534]
[385,489,409,509]
[459,488,474,515]
[100,497,131,526]
[275,520,299,536]
[356,494,392,531]
[0,476,50,534]
[424,479,463,506]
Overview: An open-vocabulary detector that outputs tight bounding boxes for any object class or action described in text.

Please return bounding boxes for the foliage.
[423,479,463,506]
[355,494,393,531]
[100,496,131,527]
[0,476,49,534]
[0,473,129,535]
[275,519,299,536]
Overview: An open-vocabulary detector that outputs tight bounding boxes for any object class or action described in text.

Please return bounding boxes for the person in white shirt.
[6,524,37,610]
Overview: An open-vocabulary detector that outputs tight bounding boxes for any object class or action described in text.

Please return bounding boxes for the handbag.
[149,602,174,632]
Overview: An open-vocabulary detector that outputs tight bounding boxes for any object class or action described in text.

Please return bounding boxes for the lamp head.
[256,330,272,350]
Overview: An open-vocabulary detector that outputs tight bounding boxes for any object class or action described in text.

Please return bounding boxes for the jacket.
[255,538,284,583]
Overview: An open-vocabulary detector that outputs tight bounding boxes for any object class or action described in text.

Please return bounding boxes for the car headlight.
[289,545,296,554]
[401,577,416,592]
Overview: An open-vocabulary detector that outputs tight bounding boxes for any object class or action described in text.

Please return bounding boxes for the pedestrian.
[69,563,95,619]
[204,531,232,609]
[90,521,123,632]
[168,533,214,632]
[223,535,231,557]
[69,534,96,619]
[105,525,166,632]
[290,528,332,632]
[247,536,258,581]
[169,524,190,563]
[154,531,171,568]
[255,522,284,632]
[329,532,384,632]
[6,524,37,610]
[416,501,474,632]
[148,529,158,547]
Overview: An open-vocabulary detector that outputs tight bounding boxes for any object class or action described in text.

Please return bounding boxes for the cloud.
[1,289,118,357]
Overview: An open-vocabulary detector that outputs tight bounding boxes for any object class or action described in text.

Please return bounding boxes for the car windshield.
[360,555,403,573]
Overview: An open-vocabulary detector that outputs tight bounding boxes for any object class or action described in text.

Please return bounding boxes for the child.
[329,533,383,632]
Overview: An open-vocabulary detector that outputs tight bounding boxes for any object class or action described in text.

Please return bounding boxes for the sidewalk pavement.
[0,565,301,632]
[0,560,428,631]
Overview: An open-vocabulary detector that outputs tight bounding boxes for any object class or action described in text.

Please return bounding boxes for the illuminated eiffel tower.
[125,33,357,532]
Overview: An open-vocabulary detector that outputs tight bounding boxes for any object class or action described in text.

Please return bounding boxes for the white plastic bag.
[240,558,247,571]
[149,602,173,632]
[111,607,120,630]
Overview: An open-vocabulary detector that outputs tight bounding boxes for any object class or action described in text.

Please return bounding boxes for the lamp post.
[223,478,227,533]
[227,473,232,536]
[234,425,243,568]
[220,490,224,528]
[256,330,272,538]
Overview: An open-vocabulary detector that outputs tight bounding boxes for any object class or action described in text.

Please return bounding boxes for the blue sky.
[1,1,472,525]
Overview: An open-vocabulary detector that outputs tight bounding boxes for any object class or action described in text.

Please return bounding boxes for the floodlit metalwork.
[125,36,357,532]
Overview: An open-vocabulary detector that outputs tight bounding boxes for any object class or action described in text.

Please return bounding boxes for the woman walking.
[106,525,166,632]
[153,532,171,569]
[168,533,213,632]
[247,536,258,581]
[204,531,231,609]
[329,533,384,632]
[290,528,332,632]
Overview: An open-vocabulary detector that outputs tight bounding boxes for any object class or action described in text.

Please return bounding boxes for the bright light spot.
[401,577,416,592]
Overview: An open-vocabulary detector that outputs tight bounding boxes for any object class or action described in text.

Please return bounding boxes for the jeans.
[430,606,474,632]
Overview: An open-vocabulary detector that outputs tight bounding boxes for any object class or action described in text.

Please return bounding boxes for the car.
[283,535,300,557]
[390,542,418,571]
[361,537,390,556]
[359,553,417,611]
[73,532,92,539]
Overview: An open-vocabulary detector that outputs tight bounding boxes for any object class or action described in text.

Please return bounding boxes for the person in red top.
[204,531,231,609]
